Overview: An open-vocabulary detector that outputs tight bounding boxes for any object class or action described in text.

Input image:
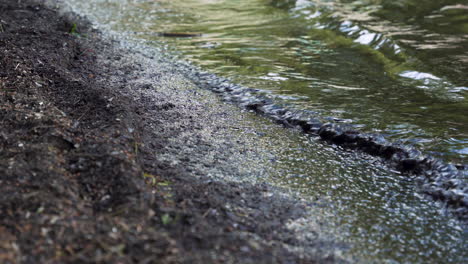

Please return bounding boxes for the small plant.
[161,213,172,225]
[143,172,157,186]
[69,23,78,35]
[134,141,139,155]
[143,172,171,187]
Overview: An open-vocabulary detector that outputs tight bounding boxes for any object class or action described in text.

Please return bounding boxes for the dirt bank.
[0,0,343,263]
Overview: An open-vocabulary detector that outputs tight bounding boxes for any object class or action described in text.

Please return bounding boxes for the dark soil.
[0,0,337,263]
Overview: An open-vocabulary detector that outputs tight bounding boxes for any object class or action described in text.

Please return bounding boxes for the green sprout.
[69,23,78,35]
[161,213,172,225]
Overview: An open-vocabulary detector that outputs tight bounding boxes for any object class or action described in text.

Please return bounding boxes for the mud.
[0,0,345,263]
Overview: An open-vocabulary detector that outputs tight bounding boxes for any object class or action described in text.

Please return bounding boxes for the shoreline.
[0,0,466,263]
[0,0,346,262]
[182,63,468,218]
[63,0,468,216]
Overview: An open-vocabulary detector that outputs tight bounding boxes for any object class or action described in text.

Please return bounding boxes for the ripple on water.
[66,0,467,263]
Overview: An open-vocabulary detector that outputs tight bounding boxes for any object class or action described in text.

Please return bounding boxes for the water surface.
[66,0,467,263]
[94,0,467,164]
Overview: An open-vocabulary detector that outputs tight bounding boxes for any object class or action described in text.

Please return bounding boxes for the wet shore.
[0,0,466,263]
[0,0,345,262]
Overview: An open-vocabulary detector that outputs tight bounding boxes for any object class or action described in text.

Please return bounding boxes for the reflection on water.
[68,0,468,163]
[264,132,465,263]
[87,0,468,164]
[67,0,467,263]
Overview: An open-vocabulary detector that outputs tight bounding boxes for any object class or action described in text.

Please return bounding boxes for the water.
[239,118,467,263]
[66,0,467,263]
[80,0,468,165]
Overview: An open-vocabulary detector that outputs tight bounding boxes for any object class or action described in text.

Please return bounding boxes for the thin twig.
[77,108,90,121]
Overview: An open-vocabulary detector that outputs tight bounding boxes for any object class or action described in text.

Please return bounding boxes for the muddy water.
[66,0,467,263]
